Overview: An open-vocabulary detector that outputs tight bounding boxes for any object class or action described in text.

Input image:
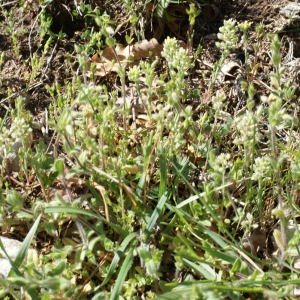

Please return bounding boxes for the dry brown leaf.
[101,44,132,62]
[87,39,164,77]
[132,38,163,60]
[221,60,240,77]
[243,228,266,253]
[203,4,219,21]
[87,38,187,78]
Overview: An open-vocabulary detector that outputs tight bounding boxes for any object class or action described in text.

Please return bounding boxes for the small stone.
[0,236,23,278]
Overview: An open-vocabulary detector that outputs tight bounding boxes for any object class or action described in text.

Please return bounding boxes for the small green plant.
[186,3,201,52]
[0,51,5,71]
[209,19,238,93]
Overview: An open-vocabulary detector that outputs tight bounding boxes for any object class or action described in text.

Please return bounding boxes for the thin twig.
[41,39,59,79]
[45,108,49,137]
[0,1,18,8]
[0,81,44,106]
[28,10,42,61]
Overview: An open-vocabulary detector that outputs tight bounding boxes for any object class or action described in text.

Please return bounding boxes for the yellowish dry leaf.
[87,39,165,77]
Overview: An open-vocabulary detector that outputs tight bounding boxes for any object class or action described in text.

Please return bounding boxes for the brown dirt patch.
[0,0,298,118]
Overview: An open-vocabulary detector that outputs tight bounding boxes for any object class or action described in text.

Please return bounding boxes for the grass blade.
[182,258,215,280]
[158,144,167,198]
[146,192,169,234]
[109,246,134,300]
[101,232,138,287]
[45,206,128,237]
[137,132,154,196]
[14,214,42,268]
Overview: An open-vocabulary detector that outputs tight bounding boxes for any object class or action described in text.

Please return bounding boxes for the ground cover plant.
[1,0,300,299]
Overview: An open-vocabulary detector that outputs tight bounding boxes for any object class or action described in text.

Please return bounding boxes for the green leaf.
[47,260,66,276]
[200,246,236,264]
[16,211,34,219]
[109,246,134,300]
[153,281,263,299]
[182,258,215,280]
[158,145,167,198]
[6,191,23,211]
[14,214,42,269]
[145,259,156,275]
[106,37,115,47]
[45,206,128,237]
[101,232,138,287]
[171,161,241,247]
[7,276,29,287]
[172,161,219,222]
[137,247,152,262]
[231,258,242,272]
[137,132,153,195]
[161,194,200,222]
[146,192,169,234]
[52,158,65,178]
[165,203,240,261]
[44,221,57,236]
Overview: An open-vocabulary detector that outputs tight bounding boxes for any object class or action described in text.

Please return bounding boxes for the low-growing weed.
[1,2,300,300]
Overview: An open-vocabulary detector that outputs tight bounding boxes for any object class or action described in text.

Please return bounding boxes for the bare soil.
[0,0,297,116]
